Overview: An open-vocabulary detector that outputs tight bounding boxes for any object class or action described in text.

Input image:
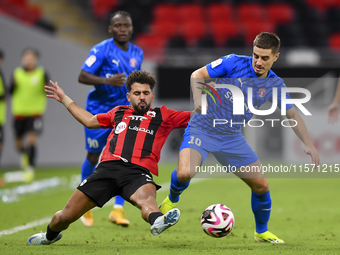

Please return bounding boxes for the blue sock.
[251,190,271,233]
[81,157,96,182]
[115,195,125,207]
[168,169,191,203]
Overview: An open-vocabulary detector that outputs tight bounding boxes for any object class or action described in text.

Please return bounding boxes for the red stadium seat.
[134,34,165,59]
[238,3,265,22]
[180,20,206,45]
[92,0,118,18]
[134,34,166,49]
[177,4,204,23]
[149,20,178,40]
[242,21,275,46]
[152,3,177,23]
[207,3,234,23]
[267,3,295,24]
[210,20,240,46]
[329,33,340,51]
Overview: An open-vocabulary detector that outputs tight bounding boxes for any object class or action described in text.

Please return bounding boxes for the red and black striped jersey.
[97,105,190,176]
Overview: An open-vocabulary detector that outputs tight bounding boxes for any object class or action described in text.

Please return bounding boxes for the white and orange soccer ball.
[200,204,235,238]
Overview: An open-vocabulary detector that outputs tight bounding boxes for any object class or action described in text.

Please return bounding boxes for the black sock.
[26,145,36,167]
[46,224,60,241]
[148,212,163,225]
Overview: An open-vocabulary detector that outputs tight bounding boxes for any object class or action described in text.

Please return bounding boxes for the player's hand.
[325,103,340,124]
[105,73,126,87]
[45,80,66,103]
[304,144,320,168]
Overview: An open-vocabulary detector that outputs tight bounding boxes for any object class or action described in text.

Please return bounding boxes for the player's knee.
[251,179,269,194]
[87,152,100,165]
[57,210,77,225]
[177,168,191,182]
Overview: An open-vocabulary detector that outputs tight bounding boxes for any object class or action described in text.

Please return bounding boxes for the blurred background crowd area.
[2,0,340,61]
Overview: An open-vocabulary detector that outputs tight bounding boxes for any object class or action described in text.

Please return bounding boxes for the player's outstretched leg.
[27,189,96,245]
[109,196,130,226]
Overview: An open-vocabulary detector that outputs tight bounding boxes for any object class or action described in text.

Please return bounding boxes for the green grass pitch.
[0,164,339,255]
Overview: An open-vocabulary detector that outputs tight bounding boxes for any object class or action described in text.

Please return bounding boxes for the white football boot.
[26,231,62,245]
[150,208,180,236]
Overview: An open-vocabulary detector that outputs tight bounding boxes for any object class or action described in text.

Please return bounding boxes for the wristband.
[61,95,74,109]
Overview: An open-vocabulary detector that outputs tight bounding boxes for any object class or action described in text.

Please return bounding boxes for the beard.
[132,101,151,115]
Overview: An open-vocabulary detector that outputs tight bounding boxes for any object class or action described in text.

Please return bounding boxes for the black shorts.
[13,116,43,138]
[0,125,3,144]
[77,160,161,208]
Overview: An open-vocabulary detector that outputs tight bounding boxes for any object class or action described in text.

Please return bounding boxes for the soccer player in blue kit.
[78,11,143,227]
[160,32,320,243]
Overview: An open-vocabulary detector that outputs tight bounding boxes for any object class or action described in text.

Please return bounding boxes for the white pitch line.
[0,177,208,237]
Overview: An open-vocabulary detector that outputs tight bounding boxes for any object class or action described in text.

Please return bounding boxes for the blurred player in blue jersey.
[78,11,143,227]
[160,32,320,243]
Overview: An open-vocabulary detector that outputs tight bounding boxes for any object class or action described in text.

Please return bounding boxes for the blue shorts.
[84,126,112,153]
[179,123,258,168]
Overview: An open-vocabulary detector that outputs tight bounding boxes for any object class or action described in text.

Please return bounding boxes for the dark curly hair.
[126,70,156,92]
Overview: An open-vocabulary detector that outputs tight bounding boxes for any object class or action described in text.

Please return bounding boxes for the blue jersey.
[82,39,144,115]
[191,54,293,135]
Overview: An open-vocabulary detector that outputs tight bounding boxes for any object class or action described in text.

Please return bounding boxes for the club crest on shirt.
[258,88,267,98]
[115,122,127,134]
[147,111,156,117]
[130,58,137,68]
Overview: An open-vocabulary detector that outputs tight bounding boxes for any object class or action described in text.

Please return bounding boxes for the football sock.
[26,145,36,167]
[251,190,271,233]
[168,169,191,203]
[114,196,125,207]
[148,212,163,225]
[81,157,96,181]
[46,224,60,241]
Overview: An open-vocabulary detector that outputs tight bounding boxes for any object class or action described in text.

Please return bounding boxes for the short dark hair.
[0,49,4,60]
[126,70,156,92]
[22,48,40,58]
[253,32,281,54]
[110,11,131,22]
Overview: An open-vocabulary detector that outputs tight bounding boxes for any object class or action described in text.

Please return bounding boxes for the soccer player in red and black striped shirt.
[27,70,191,245]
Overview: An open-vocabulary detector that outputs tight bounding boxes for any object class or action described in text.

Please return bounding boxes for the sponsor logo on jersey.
[147,111,156,117]
[258,88,267,98]
[115,122,127,134]
[129,126,154,135]
[130,58,137,68]
[211,58,222,68]
[85,55,96,67]
[126,115,148,121]
[112,59,120,66]
[106,73,113,78]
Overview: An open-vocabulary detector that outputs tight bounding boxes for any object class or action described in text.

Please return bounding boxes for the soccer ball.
[200,204,235,238]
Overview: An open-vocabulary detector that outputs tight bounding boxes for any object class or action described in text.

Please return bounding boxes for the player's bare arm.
[78,70,126,87]
[191,66,211,114]
[45,80,101,129]
[325,75,340,124]
[286,107,320,167]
